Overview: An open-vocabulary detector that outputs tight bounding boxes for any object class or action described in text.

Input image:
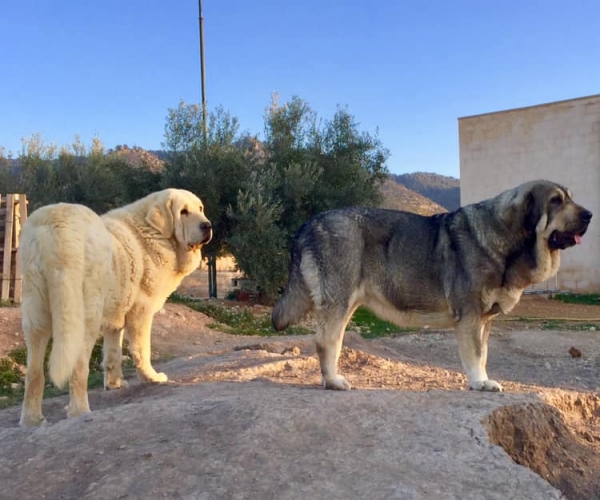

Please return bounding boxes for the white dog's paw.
[104,378,129,390]
[150,372,169,384]
[469,379,503,392]
[138,369,169,384]
[66,405,92,418]
[323,375,352,391]
[19,414,47,428]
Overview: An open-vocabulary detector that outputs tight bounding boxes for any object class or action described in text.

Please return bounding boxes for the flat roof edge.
[457,93,600,121]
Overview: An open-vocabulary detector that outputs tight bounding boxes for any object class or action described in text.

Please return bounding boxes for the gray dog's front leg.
[454,319,502,392]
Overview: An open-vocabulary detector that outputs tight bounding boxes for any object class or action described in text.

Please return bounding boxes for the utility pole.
[198,0,216,298]
[198,0,207,143]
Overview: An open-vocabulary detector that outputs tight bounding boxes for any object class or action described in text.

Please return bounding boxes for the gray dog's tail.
[271,282,312,331]
[272,242,313,331]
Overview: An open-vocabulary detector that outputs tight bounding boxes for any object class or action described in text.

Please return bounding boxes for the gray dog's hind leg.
[314,307,354,390]
[455,319,502,392]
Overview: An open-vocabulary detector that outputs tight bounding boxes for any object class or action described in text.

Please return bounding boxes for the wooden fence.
[0,194,28,303]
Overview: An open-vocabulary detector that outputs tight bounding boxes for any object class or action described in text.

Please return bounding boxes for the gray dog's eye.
[181,208,189,216]
[550,195,563,205]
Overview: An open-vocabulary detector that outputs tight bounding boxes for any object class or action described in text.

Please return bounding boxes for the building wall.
[459,94,600,292]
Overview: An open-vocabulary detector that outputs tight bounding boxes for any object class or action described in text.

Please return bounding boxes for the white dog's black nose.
[200,221,212,232]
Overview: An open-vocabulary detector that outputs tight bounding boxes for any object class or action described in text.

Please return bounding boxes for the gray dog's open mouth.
[548,228,588,250]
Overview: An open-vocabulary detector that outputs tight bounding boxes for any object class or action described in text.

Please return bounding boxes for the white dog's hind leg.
[66,336,96,418]
[20,325,51,427]
[103,328,127,389]
[315,308,353,391]
[455,320,502,392]
[126,310,168,383]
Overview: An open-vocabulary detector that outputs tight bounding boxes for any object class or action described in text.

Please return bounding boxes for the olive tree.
[226,95,389,301]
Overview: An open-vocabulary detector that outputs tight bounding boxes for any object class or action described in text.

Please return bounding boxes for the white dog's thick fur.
[19,189,212,426]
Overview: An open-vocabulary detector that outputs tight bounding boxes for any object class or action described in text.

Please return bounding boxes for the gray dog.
[272,180,592,392]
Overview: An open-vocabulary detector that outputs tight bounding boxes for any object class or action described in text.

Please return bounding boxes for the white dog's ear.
[146,197,174,238]
[169,196,186,245]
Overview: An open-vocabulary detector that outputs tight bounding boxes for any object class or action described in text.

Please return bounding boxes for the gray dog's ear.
[523,189,545,233]
[501,187,543,235]
[146,197,174,238]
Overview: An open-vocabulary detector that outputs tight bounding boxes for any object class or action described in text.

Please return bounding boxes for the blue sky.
[1,0,599,178]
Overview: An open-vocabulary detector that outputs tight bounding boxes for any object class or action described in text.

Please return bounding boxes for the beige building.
[459,94,600,292]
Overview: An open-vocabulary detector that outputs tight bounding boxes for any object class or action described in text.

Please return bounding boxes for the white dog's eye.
[181,208,189,216]
[199,205,204,212]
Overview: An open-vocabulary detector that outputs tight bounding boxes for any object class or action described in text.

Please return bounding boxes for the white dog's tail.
[46,249,86,389]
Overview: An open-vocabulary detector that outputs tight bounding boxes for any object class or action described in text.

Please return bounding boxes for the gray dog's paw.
[470,379,503,392]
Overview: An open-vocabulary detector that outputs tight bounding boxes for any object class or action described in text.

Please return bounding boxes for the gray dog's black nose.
[580,210,593,222]
[200,221,212,231]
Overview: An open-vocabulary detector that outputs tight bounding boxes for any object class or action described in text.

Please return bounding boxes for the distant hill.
[391,172,460,211]
[148,150,170,161]
[110,146,164,172]
[379,177,447,215]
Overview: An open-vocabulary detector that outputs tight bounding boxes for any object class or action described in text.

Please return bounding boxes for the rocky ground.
[0,291,599,499]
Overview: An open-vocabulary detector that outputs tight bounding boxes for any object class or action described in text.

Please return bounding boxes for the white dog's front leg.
[126,309,168,383]
[103,327,128,389]
[455,320,502,392]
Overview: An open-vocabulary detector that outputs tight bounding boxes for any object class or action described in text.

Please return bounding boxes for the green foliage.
[162,102,249,259]
[226,174,289,301]
[348,307,416,338]
[553,293,600,306]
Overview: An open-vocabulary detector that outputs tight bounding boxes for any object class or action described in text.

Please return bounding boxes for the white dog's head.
[145,189,212,251]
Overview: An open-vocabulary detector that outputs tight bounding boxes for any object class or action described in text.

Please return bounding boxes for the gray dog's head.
[515,180,592,250]
[502,180,592,250]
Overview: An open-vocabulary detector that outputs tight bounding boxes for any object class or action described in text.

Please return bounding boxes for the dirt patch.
[0,306,22,358]
[486,393,600,500]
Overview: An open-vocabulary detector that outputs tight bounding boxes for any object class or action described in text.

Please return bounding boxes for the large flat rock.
[0,380,561,500]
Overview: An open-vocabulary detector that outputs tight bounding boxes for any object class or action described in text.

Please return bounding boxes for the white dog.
[19,189,212,426]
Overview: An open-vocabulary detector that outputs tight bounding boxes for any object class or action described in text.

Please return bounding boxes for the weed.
[176,297,416,339]
[349,307,416,339]
[540,320,599,331]
[553,293,600,306]
[176,298,312,336]
[0,339,134,409]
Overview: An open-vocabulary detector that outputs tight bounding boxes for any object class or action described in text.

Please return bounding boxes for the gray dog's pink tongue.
[575,234,582,245]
